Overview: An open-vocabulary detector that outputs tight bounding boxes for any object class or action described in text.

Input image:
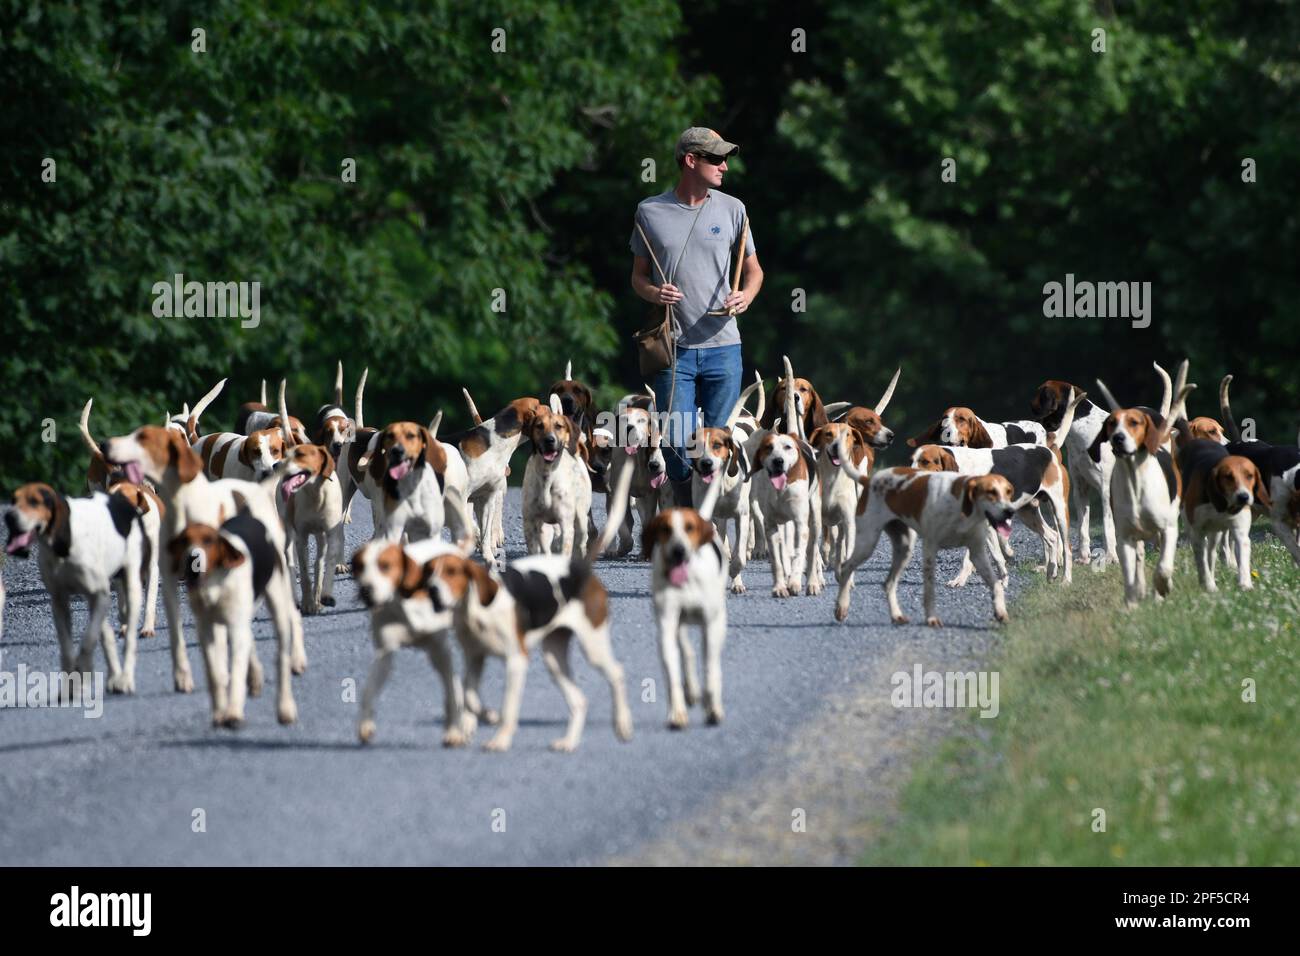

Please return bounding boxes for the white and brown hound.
[908,407,1047,449]
[643,470,728,728]
[605,390,669,558]
[105,479,164,639]
[275,382,344,614]
[522,395,592,558]
[1096,375,1195,607]
[1221,374,1300,568]
[444,393,541,569]
[749,357,824,597]
[1178,438,1267,591]
[424,464,636,753]
[100,425,305,710]
[6,484,147,695]
[351,537,478,746]
[691,375,764,592]
[832,464,1021,628]
[167,508,299,726]
[313,361,359,477]
[193,427,287,482]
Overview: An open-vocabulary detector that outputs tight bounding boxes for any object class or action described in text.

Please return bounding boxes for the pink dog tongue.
[650,473,667,489]
[996,523,1012,540]
[542,450,559,462]
[624,445,637,456]
[6,530,34,554]
[831,456,842,466]
[124,462,144,486]
[668,563,690,586]
[701,472,715,484]
[388,460,412,481]
[281,473,308,501]
[770,472,788,491]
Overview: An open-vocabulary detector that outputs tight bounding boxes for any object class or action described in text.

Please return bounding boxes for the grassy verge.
[864,535,1300,865]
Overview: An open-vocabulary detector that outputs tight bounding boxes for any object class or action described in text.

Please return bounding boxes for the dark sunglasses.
[693,151,728,166]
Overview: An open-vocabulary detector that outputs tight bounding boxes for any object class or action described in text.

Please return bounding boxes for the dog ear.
[641,513,667,560]
[169,429,201,483]
[907,419,943,448]
[1208,465,1230,512]
[368,430,388,486]
[808,425,827,450]
[419,426,447,488]
[961,478,978,517]
[966,417,994,449]
[725,436,741,478]
[399,551,424,595]
[1142,413,1163,456]
[216,535,246,570]
[807,387,829,431]
[943,449,958,472]
[1253,466,1271,509]
[319,446,335,481]
[798,438,817,468]
[40,486,73,558]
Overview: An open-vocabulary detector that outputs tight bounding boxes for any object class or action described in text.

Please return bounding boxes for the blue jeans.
[650,344,743,483]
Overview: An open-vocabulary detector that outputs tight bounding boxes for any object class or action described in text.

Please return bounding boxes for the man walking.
[630,127,763,507]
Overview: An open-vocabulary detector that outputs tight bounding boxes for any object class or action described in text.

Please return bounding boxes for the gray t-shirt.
[630,188,755,349]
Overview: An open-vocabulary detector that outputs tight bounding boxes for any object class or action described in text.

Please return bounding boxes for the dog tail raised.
[354,367,368,430]
[1219,374,1242,442]
[1048,388,1087,455]
[462,387,483,426]
[79,399,104,459]
[587,458,635,565]
[186,377,227,444]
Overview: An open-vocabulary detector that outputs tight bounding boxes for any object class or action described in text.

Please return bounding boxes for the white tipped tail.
[428,410,443,439]
[462,387,483,426]
[1219,375,1241,442]
[781,355,801,439]
[1049,388,1087,450]
[590,460,635,560]
[334,361,344,407]
[260,379,267,407]
[186,377,227,441]
[1153,362,1172,419]
[354,367,368,429]
[723,376,764,430]
[277,379,293,445]
[78,399,103,457]
[1095,379,1122,414]
[564,359,573,381]
[875,367,901,415]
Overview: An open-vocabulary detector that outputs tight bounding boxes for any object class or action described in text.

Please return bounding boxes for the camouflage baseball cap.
[675,127,739,162]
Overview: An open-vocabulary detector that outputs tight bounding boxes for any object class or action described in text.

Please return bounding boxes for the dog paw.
[141,628,155,639]
[320,594,336,607]
[892,614,910,625]
[334,563,350,575]
[834,603,850,622]
[358,719,376,744]
[668,708,689,730]
[730,579,747,594]
[926,616,943,628]
[219,711,245,729]
[291,654,307,676]
[442,727,470,748]
[278,700,299,725]
[549,738,578,753]
[945,578,967,589]
[174,671,195,694]
[615,712,633,741]
[482,734,513,752]
[806,579,823,596]
[706,707,724,726]
[107,673,135,695]
[771,584,790,598]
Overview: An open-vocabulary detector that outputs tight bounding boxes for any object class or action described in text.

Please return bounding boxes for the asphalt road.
[0,489,1030,865]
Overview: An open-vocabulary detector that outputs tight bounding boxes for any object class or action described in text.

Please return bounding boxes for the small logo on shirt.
[706,223,723,239]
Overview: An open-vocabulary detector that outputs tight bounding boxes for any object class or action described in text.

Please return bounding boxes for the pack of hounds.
[3,356,1298,752]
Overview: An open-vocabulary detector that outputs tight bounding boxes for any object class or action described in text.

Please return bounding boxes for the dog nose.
[771,458,784,470]
[387,446,403,462]
[698,459,712,474]
[1235,490,1251,504]
[668,543,687,564]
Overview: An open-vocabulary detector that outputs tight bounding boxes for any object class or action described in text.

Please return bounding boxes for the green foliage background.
[3,0,1298,490]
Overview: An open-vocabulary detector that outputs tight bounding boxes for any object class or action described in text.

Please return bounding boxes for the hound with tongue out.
[643,461,730,729]
[521,394,594,560]
[747,356,826,599]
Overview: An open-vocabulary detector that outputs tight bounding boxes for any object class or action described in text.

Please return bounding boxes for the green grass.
[864,535,1300,866]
